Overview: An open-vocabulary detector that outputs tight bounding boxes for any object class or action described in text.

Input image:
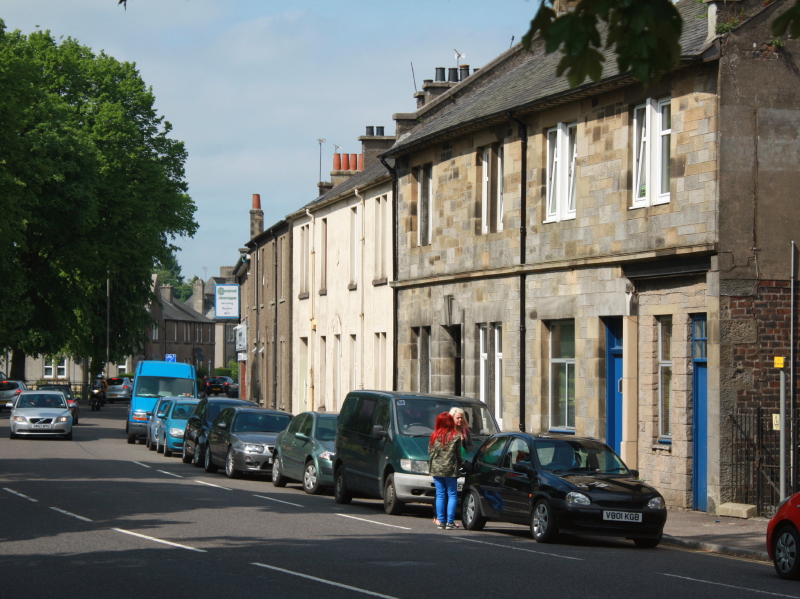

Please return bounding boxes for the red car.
[767,491,800,579]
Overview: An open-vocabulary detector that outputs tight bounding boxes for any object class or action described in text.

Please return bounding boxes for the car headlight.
[319,451,335,461]
[169,428,184,438]
[648,496,665,510]
[132,411,148,421]
[11,416,26,422]
[566,491,591,506]
[400,459,429,475]
[56,416,70,422]
[244,444,265,453]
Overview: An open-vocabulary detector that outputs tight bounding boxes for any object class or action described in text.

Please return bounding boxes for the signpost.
[165,354,176,363]
[215,284,240,320]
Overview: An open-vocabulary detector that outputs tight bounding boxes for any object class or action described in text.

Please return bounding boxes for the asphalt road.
[0,404,796,599]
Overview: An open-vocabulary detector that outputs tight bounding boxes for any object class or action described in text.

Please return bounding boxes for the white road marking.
[50,507,93,522]
[661,573,800,598]
[253,494,304,508]
[157,470,182,478]
[335,513,411,530]
[449,536,583,561]
[194,480,232,490]
[3,488,38,502]
[112,528,206,553]
[252,562,399,599]
[131,461,151,468]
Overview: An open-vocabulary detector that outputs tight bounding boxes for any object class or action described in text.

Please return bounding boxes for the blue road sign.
[165,354,177,363]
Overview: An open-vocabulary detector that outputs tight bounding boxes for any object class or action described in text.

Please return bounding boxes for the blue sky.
[1,0,538,281]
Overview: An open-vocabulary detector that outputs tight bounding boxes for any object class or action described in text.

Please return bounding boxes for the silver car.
[8,390,73,440]
[0,380,28,411]
[106,377,133,403]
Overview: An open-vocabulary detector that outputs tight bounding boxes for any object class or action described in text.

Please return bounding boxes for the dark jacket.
[428,434,463,478]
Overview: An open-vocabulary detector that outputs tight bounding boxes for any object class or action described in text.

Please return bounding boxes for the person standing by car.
[449,407,473,453]
[428,412,463,530]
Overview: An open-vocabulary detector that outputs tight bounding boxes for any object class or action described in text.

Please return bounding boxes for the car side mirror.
[5,402,13,408]
[512,461,535,475]
[146,411,153,416]
[198,392,207,399]
[461,459,473,473]
[296,432,308,440]
[629,469,639,478]
[371,425,387,440]
[217,421,227,429]
[157,412,166,419]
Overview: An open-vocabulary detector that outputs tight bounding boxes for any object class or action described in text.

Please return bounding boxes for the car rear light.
[14,390,20,395]
[224,382,229,386]
[123,385,128,389]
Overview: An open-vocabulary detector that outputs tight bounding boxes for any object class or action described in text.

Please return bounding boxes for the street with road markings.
[0,405,796,599]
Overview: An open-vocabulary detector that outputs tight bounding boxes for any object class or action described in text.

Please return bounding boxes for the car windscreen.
[133,376,195,399]
[17,394,67,409]
[38,386,73,399]
[0,382,19,392]
[232,413,291,433]
[315,416,338,441]
[170,403,197,420]
[395,399,498,437]
[534,439,629,475]
[107,378,124,386]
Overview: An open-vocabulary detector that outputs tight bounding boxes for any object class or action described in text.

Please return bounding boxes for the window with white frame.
[334,334,341,407]
[320,218,328,291]
[300,223,310,294]
[350,334,358,391]
[417,164,433,246]
[319,335,326,408]
[152,324,159,341]
[478,323,504,426]
[350,207,358,286]
[658,316,673,439]
[117,361,127,376]
[374,196,387,280]
[633,97,671,207]
[44,357,66,379]
[549,320,575,430]
[480,145,504,234]
[374,332,387,389]
[412,327,431,393]
[545,123,578,222]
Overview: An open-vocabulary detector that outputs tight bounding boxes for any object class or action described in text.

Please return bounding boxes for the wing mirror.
[157,412,166,419]
[629,469,639,478]
[146,411,153,416]
[512,461,536,475]
[371,425,387,440]
[217,421,227,429]
[295,432,308,440]
[198,392,207,399]
[460,459,473,473]
[5,402,13,409]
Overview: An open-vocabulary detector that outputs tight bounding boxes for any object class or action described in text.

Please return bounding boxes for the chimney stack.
[447,67,459,83]
[318,181,334,196]
[359,125,396,168]
[435,67,445,82]
[159,285,174,305]
[250,193,263,239]
[191,278,204,312]
[459,65,470,81]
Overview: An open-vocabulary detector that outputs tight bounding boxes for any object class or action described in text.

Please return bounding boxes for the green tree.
[0,23,198,379]
[153,250,194,302]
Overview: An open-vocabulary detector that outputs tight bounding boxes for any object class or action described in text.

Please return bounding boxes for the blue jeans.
[433,476,458,524]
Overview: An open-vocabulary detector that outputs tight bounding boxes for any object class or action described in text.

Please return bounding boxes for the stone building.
[287,130,395,414]
[234,197,293,410]
[382,0,800,513]
[185,267,239,373]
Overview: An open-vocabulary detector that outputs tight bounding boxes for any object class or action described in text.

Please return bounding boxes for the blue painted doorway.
[692,315,708,511]
[605,318,623,454]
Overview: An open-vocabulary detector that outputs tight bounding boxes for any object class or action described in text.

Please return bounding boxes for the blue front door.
[692,316,708,511]
[605,318,623,454]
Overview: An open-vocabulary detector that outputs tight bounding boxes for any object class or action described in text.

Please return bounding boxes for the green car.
[273,411,338,494]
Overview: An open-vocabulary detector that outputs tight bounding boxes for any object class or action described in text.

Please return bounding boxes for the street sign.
[775,356,785,368]
[165,354,176,363]
[774,413,781,431]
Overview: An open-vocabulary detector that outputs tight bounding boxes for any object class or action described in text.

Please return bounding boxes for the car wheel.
[163,440,173,458]
[334,466,353,505]
[462,489,487,531]
[181,442,192,464]
[271,458,287,487]
[531,499,559,543]
[9,430,16,440]
[225,447,241,479]
[303,461,323,495]
[156,435,164,454]
[127,434,136,445]
[146,433,154,451]
[774,525,800,580]
[203,444,218,473]
[63,431,73,441]
[383,473,404,515]
[192,442,204,467]
[634,533,662,549]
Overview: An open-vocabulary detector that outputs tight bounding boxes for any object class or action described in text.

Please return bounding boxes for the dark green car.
[273,411,338,494]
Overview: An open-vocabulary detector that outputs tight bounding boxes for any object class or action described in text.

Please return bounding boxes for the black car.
[181,397,256,467]
[205,377,234,396]
[203,407,292,479]
[226,381,239,398]
[462,433,667,548]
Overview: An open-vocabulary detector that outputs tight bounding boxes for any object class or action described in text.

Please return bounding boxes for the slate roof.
[160,296,213,324]
[385,0,709,157]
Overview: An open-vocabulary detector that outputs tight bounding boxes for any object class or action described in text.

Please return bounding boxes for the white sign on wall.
[215,284,240,319]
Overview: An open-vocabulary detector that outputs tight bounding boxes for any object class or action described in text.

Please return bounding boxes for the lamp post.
[106,275,110,375]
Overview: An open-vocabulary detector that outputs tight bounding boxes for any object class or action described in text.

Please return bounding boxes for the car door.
[281,414,306,478]
[363,398,390,496]
[473,436,510,517]
[348,395,377,493]
[294,413,314,467]
[186,399,207,453]
[209,408,234,463]
[497,436,535,521]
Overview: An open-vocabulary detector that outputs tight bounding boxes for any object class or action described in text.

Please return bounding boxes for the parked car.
[146,397,174,451]
[460,433,666,547]
[226,381,239,398]
[205,376,234,396]
[7,390,73,440]
[273,411,338,494]
[333,391,499,515]
[0,380,28,411]
[106,377,133,403]
[203,407,293,479]
[767,491,800,579]
[38,384,79,425]
[181,397,257,467]
[157,399,199,457]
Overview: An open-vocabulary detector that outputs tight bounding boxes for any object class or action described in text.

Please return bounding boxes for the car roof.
[354,390,487,404]
[230,407,292,416]
[20,390,64,395]
[206,398,254,404]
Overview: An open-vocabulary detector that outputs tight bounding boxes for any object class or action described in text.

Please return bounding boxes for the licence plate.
[603,510,642,523]
[33,424,50,429]
[457,483,463,491]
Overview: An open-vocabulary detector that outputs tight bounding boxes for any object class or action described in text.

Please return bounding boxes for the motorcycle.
[90,387,104,411]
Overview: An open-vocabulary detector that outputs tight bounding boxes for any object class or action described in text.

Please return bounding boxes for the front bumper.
[11,421,72,436]
[128,421,148,436]
[552,501,667,539]
[237,450,275,473]
[165,435,184,450]
[393,472,465,504]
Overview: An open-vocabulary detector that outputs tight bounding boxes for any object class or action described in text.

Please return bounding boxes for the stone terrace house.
[233,195,293,410]
[185,267,239,374]
[287,130,395,414]
[382,0,800,513]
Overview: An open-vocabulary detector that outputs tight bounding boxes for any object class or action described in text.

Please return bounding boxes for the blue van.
[126,361,198,444]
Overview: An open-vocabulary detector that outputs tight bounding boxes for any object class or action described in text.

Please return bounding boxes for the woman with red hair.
[428,412,463,530]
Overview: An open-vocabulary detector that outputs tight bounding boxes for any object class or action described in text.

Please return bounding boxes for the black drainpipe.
[380,156,399,391]
[272,228,279,409]
[507,112,527,432]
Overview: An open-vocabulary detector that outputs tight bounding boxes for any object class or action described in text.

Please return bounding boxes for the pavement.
[663,509,770,561]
